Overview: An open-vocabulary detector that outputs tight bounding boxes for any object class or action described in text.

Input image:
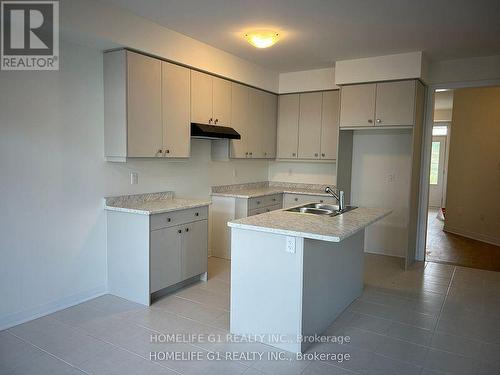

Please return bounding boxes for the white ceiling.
[105,0,500,72]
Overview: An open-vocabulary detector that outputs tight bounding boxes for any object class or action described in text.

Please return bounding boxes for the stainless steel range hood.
[191,123,241,140]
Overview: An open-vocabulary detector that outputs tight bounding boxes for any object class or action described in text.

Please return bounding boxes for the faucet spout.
[325,186,345,211]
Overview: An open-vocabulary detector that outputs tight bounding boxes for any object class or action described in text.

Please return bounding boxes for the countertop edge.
[104,201,211,216]
[211,190,332,199]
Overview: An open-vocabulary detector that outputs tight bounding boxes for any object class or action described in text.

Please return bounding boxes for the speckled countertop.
[228,206,391,242]
[211,181,333,198]
[104,191,211,215]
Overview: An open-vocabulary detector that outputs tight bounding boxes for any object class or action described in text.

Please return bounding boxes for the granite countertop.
[104,191,211,215]
[228,206,391,242]
[211,181,333,198]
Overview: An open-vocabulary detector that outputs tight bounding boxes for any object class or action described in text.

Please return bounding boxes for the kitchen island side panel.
[230,228,305,353]
[301,229,365,350]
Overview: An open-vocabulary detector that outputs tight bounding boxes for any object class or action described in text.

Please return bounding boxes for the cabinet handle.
[294,198,298,201]
[320,200,324,203]
[376,119,382,123]
[264,152,267,156]
[368,119,373,124]
[167,218,171,222]
[321,153,325,157]
[209,118,213,124]
[185,228,189,232]
[249,152,253,156]
[178,229,182,234]
[315,153,319,157]
[195,212,199,216]
[272,198,276,202]
[157,149,163,155]
[165,149,170,154]
[214,119,219,124]
[292,153,296,157]
[257,201,261,205]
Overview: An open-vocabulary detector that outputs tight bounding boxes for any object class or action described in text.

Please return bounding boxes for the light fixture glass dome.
[244,30,280,49]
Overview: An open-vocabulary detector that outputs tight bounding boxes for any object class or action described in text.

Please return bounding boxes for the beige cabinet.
[298,92,323,159]
[261,91,278,159]
[277,91,339,161]
[277,94,300,159]
[229,83,250,158]
[126,51,163,157]
[162,62,191,158]
[320,90,340,160]
[339,83,376,127]
[375,80,416,126]
[339,80,417,128]
[191,70,231,126]
[104,50,191,160]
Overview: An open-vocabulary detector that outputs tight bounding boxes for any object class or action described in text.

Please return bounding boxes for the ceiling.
[105,0,500,72]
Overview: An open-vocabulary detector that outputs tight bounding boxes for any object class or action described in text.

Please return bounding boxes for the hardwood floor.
[426,208,500,271]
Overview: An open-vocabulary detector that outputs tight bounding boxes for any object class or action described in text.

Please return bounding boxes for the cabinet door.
[181,220,208,279]
[277,94,300,158]
[126,51,163,157]
[339,83,376,127]
[213,77,231,127]
[247,88,264,158]
[191,70,213,124]
[229,83,249,158]
[375,80,416,126]
[320,91,340,160]
[262,92,278,158]
[150,226,182,293]
[162,62,190,158]
[298,92,322,159]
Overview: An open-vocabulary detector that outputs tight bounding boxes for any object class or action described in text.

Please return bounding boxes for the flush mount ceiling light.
[244,30,280,49]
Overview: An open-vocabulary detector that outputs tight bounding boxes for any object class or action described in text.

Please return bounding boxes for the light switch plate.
[286,236,296,253]
[130,172,138,185]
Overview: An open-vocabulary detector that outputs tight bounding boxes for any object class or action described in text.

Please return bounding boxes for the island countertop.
[227,206,391,242]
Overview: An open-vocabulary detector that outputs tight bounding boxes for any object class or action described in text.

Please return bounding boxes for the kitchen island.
[227,205,390,353]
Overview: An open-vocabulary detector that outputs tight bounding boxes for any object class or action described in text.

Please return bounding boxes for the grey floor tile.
[385,321,433,346]
[153,295,227,325]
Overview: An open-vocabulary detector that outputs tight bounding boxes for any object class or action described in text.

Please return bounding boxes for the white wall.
[0,40,269,329]
[278,67,338,93]
[350,130,412,257]
[268,162,336,185]
[63,0,279,92]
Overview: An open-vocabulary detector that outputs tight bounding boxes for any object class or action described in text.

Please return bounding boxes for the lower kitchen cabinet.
[107,205,208,305]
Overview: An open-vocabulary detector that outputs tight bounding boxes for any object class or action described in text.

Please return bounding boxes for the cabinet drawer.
[247,203,282,217]
[150,206,208,231]
[248,194,282,210]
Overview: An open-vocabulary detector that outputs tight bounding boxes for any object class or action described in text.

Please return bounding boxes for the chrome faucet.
[325,186,345,211]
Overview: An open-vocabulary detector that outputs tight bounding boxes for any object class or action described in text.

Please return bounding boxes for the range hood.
[191,123,241,140]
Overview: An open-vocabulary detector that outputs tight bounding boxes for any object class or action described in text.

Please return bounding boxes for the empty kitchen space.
[1,1,500,375]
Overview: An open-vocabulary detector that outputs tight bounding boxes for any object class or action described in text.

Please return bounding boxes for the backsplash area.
[268,161,336,185]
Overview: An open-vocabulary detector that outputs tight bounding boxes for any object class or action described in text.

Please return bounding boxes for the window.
[429,141,440,185]
[432,125,448,136]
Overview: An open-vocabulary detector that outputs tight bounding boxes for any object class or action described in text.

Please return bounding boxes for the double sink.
[286,203,357,217]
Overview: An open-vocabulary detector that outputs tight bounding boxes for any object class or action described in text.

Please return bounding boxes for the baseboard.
[443,225,500,247]
[364,249,405,258]
[0,285,107,331]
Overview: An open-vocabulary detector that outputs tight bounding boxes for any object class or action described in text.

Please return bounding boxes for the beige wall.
[434,109,452,122]
[444,86,500,246]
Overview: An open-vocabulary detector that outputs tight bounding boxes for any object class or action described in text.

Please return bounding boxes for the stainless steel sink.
[286,203,357,217]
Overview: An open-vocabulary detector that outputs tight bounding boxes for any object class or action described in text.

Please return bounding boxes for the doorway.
[422,86,500,271]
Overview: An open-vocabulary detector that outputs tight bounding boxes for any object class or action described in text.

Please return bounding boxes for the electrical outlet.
[286,236,296,253]
[388,173,395,183]
[130,172,138,185]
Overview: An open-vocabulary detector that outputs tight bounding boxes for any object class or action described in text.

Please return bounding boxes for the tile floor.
[426,208,500,271]
[2,255,500,375]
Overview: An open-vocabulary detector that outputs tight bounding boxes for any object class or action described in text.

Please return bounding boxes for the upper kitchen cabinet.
[277,91,339,161]
[277,94,300,159]
[191,70,231,126]
[104,50,190,161]
[320,90,340,160]
[162,62,191,158]
[375,80,416,126]
[339,80,418,128]
[339,83,376,127]
[261,91,278,159]
[298,92,322,159]
[229,82,250,158]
